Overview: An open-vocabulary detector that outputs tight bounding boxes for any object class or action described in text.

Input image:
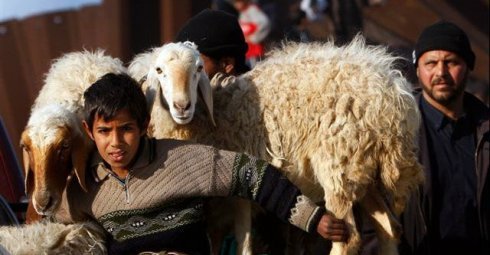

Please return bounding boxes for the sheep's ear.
[72,133,91,192]
[20,131,34,196]
[22,147,34,196]
[143,75,159,113]
[197,72,216,127]
[183,41,197,50]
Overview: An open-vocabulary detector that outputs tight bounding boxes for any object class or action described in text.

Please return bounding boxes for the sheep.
[129,36,423,255]
[129,42,256,254]
[0,221,106,254]
[20,50,126,221]
[128,41,216,136]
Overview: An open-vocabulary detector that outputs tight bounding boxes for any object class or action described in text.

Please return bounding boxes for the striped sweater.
[56,137,324,254]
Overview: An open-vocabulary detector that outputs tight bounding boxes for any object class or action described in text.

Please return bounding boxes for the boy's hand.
[316,214,349,242]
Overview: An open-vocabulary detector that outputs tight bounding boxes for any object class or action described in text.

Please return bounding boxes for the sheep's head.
[20,105,91,216]
[147,41,215,126]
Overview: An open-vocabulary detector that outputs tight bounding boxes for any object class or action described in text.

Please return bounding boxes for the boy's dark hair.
[83,73,149,130]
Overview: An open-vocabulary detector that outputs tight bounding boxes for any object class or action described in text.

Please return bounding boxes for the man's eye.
[425,62,435,68]
[122,126,133,131]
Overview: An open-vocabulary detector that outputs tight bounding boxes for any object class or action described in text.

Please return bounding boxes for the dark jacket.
[400,91,490,254]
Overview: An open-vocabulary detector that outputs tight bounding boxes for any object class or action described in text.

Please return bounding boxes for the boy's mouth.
[109,151,126,162]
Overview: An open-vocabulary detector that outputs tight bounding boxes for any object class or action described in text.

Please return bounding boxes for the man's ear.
[82,121,94,140]
[220,57,236,75]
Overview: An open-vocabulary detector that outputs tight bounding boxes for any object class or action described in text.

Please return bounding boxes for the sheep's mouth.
[174,116,192,124]
[33,194,60,216]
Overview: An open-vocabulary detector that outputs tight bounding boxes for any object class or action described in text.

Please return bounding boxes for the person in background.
[54,73,349,254]
[285,9,311,42]
[400,20,489,255]
[232,0,271,68]
[175,9,249,83]
[300,0,328,21]
[212,0,240,17]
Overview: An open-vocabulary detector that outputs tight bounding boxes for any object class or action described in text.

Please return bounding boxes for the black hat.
[175,9,249,73]
[413,21,475,70]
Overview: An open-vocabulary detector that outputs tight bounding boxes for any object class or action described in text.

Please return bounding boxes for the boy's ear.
[140,117,150,136]
[82,121,95,140]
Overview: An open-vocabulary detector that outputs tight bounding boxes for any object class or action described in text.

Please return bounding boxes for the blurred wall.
[0,0,211,161]
[0,0,487,164]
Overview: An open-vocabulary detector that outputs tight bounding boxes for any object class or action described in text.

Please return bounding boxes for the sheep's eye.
[156,67,162,74]
[62,142,70,149]
[197,65,203,72]
[21,144,29,152]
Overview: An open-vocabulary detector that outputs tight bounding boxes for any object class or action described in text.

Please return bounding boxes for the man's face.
[85,109,144,173]
[200,54,236,79]
[417,50,468,106]
[201,54,223,79]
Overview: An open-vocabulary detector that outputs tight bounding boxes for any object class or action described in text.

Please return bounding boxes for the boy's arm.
[226,153,348,238]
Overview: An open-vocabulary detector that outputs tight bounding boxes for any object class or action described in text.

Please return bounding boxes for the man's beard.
[423,73,467,106]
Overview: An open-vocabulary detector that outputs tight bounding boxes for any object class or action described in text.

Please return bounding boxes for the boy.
[55,73,348,254]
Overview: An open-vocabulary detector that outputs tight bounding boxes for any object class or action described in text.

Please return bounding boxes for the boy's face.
[83,108,145,174]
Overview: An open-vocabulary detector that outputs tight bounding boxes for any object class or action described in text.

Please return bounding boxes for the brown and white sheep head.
[20,104,91,216]
[146,41,215,126]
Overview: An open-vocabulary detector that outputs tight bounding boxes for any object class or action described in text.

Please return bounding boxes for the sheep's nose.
[36,195,54,213]
[173,101,191,112]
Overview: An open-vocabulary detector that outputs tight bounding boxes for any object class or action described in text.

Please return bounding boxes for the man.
[175,9,250,81]
[55,73,348,254]
[400,21,489,255]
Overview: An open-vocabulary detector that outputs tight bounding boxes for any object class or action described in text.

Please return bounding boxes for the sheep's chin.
[33,195,61,216]
[173,116,192,125]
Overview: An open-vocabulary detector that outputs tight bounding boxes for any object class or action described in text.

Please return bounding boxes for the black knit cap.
[175,9,249,73]
[413,21,475,70]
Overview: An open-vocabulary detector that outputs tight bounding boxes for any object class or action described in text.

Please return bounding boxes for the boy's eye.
[97,129,109,134]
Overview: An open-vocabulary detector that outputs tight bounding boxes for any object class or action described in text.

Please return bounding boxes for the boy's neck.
[112,168,130,179]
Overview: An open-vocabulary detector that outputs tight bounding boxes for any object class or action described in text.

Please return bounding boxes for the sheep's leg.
[234,199,252,255]
[325,196,360,255]
[359,189,401,255]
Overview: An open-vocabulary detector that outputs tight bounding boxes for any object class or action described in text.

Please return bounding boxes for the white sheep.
[129,42,255,254]
[130,36,423,255]
[128,41,216,134]
[20,50,126,220]
[0,221,106,254]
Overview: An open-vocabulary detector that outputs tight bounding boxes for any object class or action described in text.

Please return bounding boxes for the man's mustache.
[431,76,453,86]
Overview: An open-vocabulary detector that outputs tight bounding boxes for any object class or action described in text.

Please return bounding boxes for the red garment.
[237,4,270,59]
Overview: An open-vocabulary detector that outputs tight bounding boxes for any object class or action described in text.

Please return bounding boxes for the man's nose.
[435,61,448,76]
